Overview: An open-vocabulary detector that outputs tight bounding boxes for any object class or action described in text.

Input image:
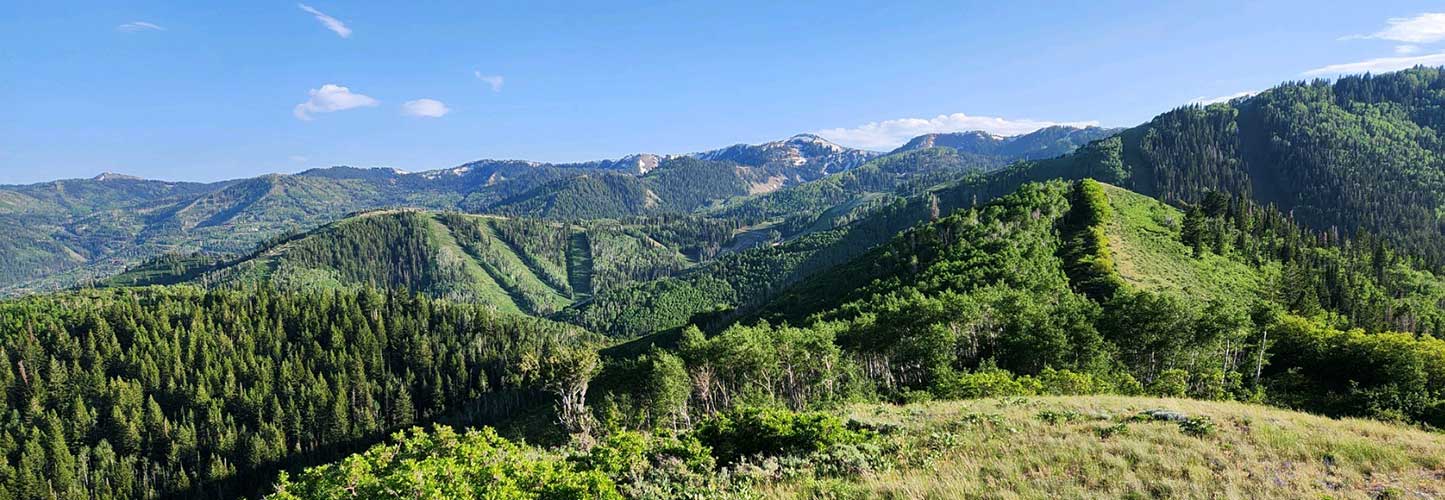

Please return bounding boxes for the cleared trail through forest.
[567,232,594,300]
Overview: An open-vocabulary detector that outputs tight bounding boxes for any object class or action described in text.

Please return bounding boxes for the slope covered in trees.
[0,286,603,499]
[891,125,1120,159]
[105,210,738,317]
[737,179,1445,425]
[1008,68,1445,267]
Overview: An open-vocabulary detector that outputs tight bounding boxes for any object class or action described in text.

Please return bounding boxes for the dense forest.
[0,287,604,499]
[1018,68,1445,268]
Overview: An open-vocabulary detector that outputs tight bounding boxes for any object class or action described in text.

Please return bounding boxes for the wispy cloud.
[298,4,351,38]
[814,113,1100,151]
[116,21,164,32]
[293,84,378,120]
[1302,52,1445,76]
[1189,91,1257,105]
[289,155,309,163]
[1343,12,1445,43]
[474,72,504,92]
[1396,44,1422,55]
[401,99,450,118]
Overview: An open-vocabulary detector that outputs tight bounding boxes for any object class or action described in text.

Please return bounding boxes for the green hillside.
[1101,184,1269,302]
[263,397,1445,499]
[983,68,1445,268]
[107,210,736,316]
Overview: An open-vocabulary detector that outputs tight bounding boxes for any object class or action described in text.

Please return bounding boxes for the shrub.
[1148,369,1190,397]
[809,442,890,478]
[574,430,723,498]
[1038,368,1107,395]
[1036,409,1084,424]
[933,368,1038,399]
[897,389,935,405]
[693,406,873,465]
[1096,422,1129,439]
[1189,369,1229,400]
[268,426,621,500]
[1178,416,1216,437]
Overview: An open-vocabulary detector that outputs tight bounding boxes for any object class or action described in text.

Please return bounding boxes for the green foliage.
[572,431,723,498]
[679,323,847,413]
[692,406,871,465]
[932,368,1038,399]
[0,286,597,499]
[1148,369,1191,398]
[1177,416,1216,437]
[1263,313,1445,427]
[593,349,691,431]
[268,425,621,500]
[1059,179,1125,300]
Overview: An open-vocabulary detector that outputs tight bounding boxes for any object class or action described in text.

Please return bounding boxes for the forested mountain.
[104,210,738,316]
[891,125,1120,159]
[987,68,1445,269]
[0,128,1101,298]
[0,135,878,296]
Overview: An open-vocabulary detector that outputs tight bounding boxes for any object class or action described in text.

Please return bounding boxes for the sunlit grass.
[759,396,1445,499]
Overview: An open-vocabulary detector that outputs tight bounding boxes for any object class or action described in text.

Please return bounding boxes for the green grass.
[566,231,595,299]
[762,396,1445,499]
[419,214,525,313]
[1102,184,1270,304]
[437,214,571,314]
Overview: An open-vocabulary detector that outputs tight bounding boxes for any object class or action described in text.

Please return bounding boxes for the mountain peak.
[786,133,829,142]
[891,126,1118,158]
[92,172,143,182]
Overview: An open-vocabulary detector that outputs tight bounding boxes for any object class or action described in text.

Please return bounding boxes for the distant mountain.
[891,125,1122,159]
[695,134,881,178]
[111,209,736,315]
[0,130,1076,295]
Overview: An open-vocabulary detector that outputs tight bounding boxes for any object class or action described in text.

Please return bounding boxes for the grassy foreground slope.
[767,396,1445,499]
[265,396,1445,500]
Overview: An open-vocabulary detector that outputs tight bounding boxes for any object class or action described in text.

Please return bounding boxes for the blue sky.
[3,1,1443,184]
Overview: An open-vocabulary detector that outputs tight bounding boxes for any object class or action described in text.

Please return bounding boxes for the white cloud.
[298,4,351,38]
[116,21,164,32]
[1344,13,1445,43]
[813,113,1100,150]
[1396,44,1422,54]
[293,84,378,120]
[474,72,504,92]
[289,155,309,163]
[1189,90,1257,105]
[1302,52,1445,76]
[401,98,450,118]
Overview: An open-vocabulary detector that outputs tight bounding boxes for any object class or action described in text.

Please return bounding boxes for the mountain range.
[0,125,1114,295]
